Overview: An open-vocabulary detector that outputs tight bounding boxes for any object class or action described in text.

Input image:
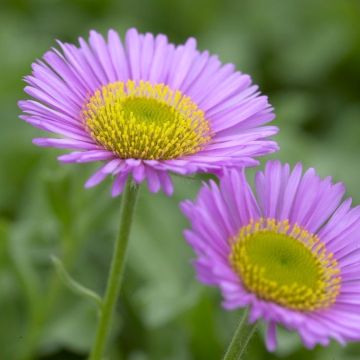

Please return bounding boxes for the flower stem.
[89,180,139,360]
[223,309,257,360]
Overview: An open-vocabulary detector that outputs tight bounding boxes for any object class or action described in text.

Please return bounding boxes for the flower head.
[181,160,360,350]
[19,28,278,196]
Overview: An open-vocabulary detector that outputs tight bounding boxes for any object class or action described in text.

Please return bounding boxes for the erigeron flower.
[181,160,360,350]
[19,28,277,196]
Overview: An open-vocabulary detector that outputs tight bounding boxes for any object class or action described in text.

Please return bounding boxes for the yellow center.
[230,219,341,311]
[82,80,212,160]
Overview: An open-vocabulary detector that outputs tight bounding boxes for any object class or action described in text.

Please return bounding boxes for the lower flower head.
[230,219,340,312]
[19,28,278,196]
[181,160,360,350]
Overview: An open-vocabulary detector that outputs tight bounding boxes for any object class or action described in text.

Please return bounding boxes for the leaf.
[51,255,102,308]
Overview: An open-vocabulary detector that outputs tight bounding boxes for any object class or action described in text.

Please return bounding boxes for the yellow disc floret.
[230,219,341,311]
[82,80,212,160]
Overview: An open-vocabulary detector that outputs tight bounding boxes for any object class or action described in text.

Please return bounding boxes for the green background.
[1,0,360,359]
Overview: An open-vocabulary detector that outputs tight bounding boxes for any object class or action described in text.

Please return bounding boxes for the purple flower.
[181,160,360,350]
[19,28,278,196]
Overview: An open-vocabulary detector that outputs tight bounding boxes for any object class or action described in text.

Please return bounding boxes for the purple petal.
[265,321,277,352]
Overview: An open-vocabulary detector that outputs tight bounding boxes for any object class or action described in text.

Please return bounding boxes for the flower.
[19,28,278,196]
[181,160,360,350]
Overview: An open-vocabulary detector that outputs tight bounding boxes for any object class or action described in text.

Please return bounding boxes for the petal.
[265,321,278,352]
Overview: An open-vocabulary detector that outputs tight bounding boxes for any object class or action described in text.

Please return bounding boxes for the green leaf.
[51,256,102,308]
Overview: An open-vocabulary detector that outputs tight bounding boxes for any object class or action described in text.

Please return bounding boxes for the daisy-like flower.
[19,28,278,196]
[181,160,360,350]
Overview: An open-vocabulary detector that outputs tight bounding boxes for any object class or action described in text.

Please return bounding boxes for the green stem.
[223,309,257,360]
[89,180,139,360]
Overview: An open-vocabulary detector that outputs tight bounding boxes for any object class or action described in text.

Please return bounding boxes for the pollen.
[230,219,341,311]
[82,80,212,160]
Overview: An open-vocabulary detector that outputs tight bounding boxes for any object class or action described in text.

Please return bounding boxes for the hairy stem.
[89,180,139,360]
[223,309,257,360]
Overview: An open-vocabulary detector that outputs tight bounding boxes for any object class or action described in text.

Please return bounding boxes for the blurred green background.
[1,0,360,359]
